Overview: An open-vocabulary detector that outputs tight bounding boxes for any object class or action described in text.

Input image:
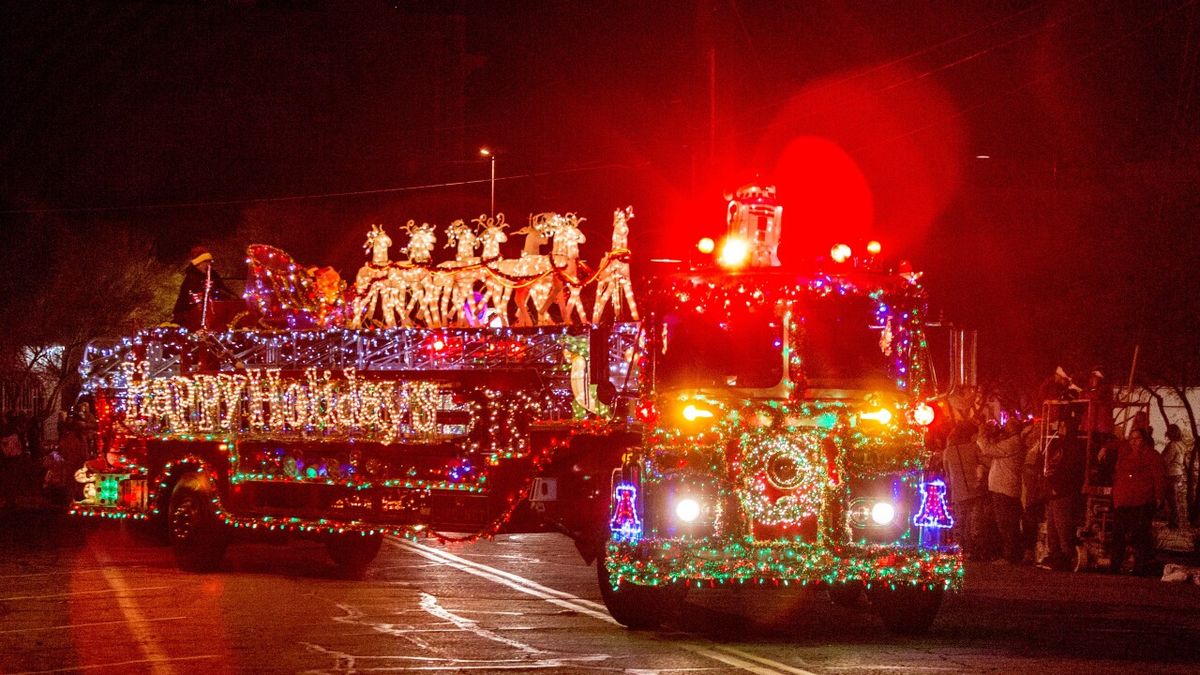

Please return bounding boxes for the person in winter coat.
[944,419,988,559]
[1040,419,1087,570]
[1081,369,1114,439]
[1109,427,1167,575]
[1161,424,1190,530]
[173,246,235,328]
[977,417,1034,563]
[1020,425,1049,564]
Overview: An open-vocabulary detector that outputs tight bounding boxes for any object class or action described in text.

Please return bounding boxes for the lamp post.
[479,148,495,215]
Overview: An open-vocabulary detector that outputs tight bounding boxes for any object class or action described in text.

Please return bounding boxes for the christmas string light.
[605,537,963,590]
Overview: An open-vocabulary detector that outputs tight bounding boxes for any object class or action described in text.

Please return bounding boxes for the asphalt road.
[2,511,1199,674]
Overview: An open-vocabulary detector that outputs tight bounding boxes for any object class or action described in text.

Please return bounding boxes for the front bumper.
[607,536,963,590]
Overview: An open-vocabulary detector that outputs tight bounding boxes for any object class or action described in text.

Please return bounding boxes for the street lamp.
[479,147,495,215]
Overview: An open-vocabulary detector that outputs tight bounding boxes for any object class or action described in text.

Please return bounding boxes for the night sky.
[2,1,1198,385]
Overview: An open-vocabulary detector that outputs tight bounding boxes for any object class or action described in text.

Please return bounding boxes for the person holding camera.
[977,415,1036,564]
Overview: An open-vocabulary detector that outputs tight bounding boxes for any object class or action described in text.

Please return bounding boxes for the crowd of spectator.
[3,367,1197,580]
[0,401,97,509]
[935,367,1194,576]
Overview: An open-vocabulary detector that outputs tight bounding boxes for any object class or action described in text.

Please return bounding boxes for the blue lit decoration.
[912,478,954,529]
[447,458,474,482]
[608,482,642,543]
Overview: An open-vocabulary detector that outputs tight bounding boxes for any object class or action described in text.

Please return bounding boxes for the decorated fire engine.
[74,185,961,634]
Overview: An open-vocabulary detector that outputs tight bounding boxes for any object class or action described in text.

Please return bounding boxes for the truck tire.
[869,585,944,635]
[596,553,685,629]
[168,473,228,572]
[326,534,383,579]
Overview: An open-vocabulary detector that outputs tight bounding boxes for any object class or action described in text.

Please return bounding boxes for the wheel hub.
[171,497,198,541]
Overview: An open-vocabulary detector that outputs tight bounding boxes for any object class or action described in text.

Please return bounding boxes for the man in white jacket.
[1162,424,1191,529]
[978,417,1035,563]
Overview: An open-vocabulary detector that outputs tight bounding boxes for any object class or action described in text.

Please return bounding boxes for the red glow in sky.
[755,65,965,258]
[771,136,874,257]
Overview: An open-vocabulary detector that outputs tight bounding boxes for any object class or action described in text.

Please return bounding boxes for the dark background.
[2,0,1197,386]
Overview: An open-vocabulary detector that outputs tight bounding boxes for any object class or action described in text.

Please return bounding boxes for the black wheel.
[828,581,866,608]
[326,534,383,578]
[596,551,685,629]
[869,585,944,635]
[168,473,228,572]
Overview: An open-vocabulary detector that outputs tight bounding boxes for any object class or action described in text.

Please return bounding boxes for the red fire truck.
[73,186,962,634]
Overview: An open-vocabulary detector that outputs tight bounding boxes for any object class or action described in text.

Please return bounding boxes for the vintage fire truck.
[73,186,962,634]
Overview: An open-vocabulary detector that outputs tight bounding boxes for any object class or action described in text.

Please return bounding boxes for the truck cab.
[592,188,960,633]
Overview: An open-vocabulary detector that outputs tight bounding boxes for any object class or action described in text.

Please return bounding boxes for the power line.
[1,160,648,216]
[847,0,1199,156]
[721,0,1062,139]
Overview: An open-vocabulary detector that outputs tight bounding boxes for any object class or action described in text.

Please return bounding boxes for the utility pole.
[480,148,496,215]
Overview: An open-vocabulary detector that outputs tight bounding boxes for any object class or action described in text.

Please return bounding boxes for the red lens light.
[635,400,660,426]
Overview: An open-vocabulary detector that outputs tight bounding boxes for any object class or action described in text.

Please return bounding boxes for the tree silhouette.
[0,219,176,420]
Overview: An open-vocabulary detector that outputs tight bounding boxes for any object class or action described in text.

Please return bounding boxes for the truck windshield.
[657,308,784,389]
[797,295,899,392]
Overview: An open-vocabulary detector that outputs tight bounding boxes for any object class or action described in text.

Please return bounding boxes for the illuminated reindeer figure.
[472,214,510,325]
[381,265,426,328]
[477,213,508,260]
[482,213,554,327]
[514,213,563,326]
[439,219,484,326]
[365,223,392,265]
[350,224,393,327]
[402,220,436,264]
[592,206,639,324]
[397,221,443,327]
[551,213,588,324]
[445,218,478,263]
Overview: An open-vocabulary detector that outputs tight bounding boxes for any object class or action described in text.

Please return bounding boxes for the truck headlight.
[870,501,896,526]
[849,497,901,528]
[858,408,893,426]
[671,396,721,433]
[675,497,702,523]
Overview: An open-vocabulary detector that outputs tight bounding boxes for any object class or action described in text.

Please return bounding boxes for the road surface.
[1,511,1198,674]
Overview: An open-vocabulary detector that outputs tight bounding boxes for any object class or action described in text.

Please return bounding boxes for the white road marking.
[7,654,220,675]
[93,550,180,675]
[442,609,526,616]
[418,592,547,654]
[0,616,187,634]
[844,662,964,667]
[710,646,828,675]
[301,639,611,672]
[625,670,726,674]
[457,552,545,564]
[388,537,822,675]
[318,592,612,669]
[392,538,609,612]
[326,601,438,651]
[0,586,170,602]
[0,566,149,579]
[389,539,618,623]
[674,643,801,675]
